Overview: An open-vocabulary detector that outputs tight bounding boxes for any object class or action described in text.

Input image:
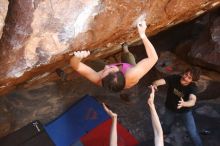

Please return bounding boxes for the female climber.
[69,20,158,92]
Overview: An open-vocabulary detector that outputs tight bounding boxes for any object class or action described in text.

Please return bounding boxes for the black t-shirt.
[164,75,197,113]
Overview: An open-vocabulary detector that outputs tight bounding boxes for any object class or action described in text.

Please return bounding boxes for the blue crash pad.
[45,95,109,146]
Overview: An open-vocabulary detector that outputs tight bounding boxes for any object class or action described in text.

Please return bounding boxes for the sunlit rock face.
[0,0,8,37]
[0,0,220,95]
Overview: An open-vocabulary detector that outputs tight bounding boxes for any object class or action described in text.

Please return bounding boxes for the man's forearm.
[152,79,166,87]
[183,99,196,107]
[183,94,196,108]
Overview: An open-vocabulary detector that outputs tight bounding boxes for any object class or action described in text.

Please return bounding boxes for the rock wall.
[175,11,220,72]
[0,0,220,95]
[0,0,8,37]
[188,15,220,72]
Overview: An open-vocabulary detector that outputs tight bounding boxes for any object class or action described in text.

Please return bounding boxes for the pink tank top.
[109,63,133,75]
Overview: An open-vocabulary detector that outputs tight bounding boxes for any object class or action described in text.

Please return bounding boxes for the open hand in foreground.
[102,103,117,119]
[148,85,155,106]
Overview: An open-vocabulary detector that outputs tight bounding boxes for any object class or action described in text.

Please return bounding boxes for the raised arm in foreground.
[148,85,164,146]
[103,103,118,146]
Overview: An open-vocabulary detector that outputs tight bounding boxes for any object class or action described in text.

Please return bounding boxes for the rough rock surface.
[0,0,220,95]
[175,11,220,72]
[0,0,8,37]
[188,15,220,72]
[0,12,220,145]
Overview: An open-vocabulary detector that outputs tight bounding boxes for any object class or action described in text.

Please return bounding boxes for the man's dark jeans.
[163,109,203,146]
